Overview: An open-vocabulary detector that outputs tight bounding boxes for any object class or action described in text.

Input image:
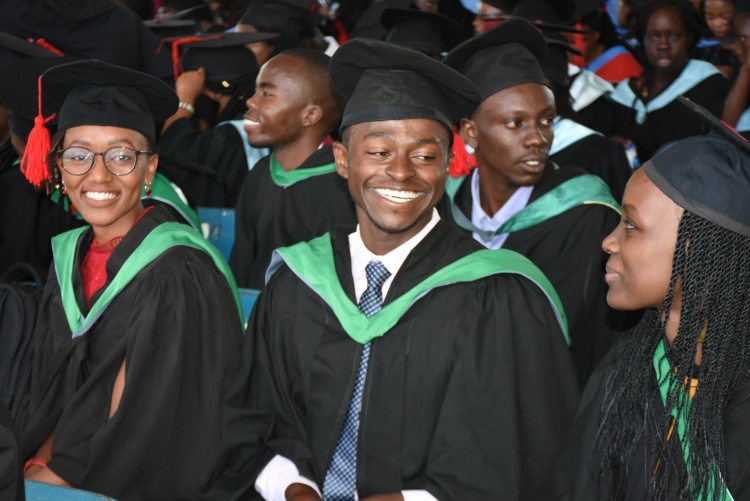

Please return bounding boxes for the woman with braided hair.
[554,97,750,500]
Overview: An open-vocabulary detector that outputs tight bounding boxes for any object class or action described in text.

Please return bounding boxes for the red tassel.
[21,75,56,187]
[572,16,587,68]
[449,128,476,178]
[31,38,65,56]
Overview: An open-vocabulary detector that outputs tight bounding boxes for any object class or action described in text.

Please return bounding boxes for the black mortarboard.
[643,96,750,237]
[238,1,319,53]
[576,0,606,18]
[443,17,548,101]
[144,19,200,38]
[0,31,62,66]
[330,38,480,133]
[543,34,580,87]
[381,8,459,57]
[176,32,279,93]
[18,59,177,186]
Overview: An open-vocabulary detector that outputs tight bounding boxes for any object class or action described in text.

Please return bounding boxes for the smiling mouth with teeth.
[244,118,259,125]
[372,188,423,203]
[84,191,118,201]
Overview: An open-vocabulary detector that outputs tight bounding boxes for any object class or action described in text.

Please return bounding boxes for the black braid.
[596,210,750,500]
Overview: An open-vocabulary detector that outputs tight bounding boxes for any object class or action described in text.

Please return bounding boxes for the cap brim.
[41,59,178,123]
[381,7,458,34]
[0,32,62,60]
[443,17,547,71]
[166,31,280,48]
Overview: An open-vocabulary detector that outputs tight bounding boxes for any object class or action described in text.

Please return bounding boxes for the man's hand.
[285,483,322,501]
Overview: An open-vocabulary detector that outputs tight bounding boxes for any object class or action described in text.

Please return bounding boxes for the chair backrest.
[196,207,235,262]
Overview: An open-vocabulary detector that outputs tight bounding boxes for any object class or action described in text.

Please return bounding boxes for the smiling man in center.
[218,37,579,501]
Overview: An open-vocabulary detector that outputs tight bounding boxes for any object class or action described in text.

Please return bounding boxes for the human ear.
[301,104,323,127]
[461,118,479,149]
[145,153,158,186]
[332,141,349,180]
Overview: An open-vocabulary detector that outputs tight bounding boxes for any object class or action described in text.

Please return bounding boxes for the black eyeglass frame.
[57,146,155,176]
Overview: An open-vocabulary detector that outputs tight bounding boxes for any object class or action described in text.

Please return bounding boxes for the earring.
[61,182,67,195]
[145,183,152,196]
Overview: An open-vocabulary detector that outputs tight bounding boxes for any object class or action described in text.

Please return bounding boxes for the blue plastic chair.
[25,480,115,500]
[238,288,260,330]
[196,207,236,262]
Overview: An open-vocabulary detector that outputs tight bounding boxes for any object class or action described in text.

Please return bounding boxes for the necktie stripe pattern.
[322,260,391,500]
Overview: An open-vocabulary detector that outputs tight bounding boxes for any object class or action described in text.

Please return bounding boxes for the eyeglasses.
[58,147,154,176]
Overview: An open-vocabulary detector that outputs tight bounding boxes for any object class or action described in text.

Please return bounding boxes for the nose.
[385,153,416,181]
[524,124,548,149]
[246,91,258,111]
[87,153,113,181]
[602,224,620,255]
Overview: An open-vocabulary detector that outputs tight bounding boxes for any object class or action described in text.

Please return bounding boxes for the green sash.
[269,154,337,187]
[446,174,621,241]
[653,340,733,500]
[52,222,243,339]
[143,172,201,230]
[267,233,569,345]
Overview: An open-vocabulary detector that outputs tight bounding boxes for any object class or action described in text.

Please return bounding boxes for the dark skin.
[640,6,693,100]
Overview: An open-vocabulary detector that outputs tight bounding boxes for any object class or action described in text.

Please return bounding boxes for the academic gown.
[157,118,254,208]
[17,203,243,501]
[0,401,23,501]
[550,121,632,203]
[554,337,750,500]
[219,221,580,500]
[441,163,634,386]
[229,146,357,289]
[606,62,730,162]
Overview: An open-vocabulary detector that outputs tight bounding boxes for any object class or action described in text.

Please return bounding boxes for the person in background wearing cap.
[381,7,460,59]
[217,37,578,501]
[542,35,633,202]
[605,0,730,163]
[14,59,243,500]
[443,18,623,386]
[554,97,750,500]
[235,1,321,66]
[721,0,750,130]
[158,32,278,207]
[228,48,356,290]
[472,0,515,34]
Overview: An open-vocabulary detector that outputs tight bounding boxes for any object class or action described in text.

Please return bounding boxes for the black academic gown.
[608,73,730,162]
[554,337,750,500]
[442,163,631,386]
[229,146,357,289]
[157,118,251,207]
[551,133,632,203]
[18,204,243,501]
[0,401,23,501]
[220,221,580,500]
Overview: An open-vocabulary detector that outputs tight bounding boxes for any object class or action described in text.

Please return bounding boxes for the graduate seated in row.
[216,37,580,501]
[11,59,243,500]
[442,18,625,386]
[555,98,750,499]
[605,0,730,163]
[229,49,357,290]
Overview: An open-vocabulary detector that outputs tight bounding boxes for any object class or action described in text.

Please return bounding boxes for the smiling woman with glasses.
[9,59,244,500]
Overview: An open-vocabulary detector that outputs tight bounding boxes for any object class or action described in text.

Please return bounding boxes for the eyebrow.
[257,82,276,89]
[621,203,640,215]
[362,131,442,145]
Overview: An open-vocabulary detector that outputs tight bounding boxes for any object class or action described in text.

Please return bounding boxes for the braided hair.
[596,210,750,500]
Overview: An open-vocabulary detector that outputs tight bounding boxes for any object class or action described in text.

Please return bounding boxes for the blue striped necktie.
[322,260,391,500]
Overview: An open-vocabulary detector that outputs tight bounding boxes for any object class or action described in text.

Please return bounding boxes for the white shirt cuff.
[402,489,439,501]
[255,455,322,501]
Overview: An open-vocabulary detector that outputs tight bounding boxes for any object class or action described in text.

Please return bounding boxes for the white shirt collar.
[349,209,440,303]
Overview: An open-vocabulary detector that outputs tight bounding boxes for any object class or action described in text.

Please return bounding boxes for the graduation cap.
[443,17,548,101]
[166,32,279,92]
[642,96,750,237]
[19,59,178,186]
[330,38,480,133]
[144,19,200,39]
[0,31,63,66]
[543,34,581,87]
[238,1,319,53]
[381,8,459,57]
[482,0,519,11]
